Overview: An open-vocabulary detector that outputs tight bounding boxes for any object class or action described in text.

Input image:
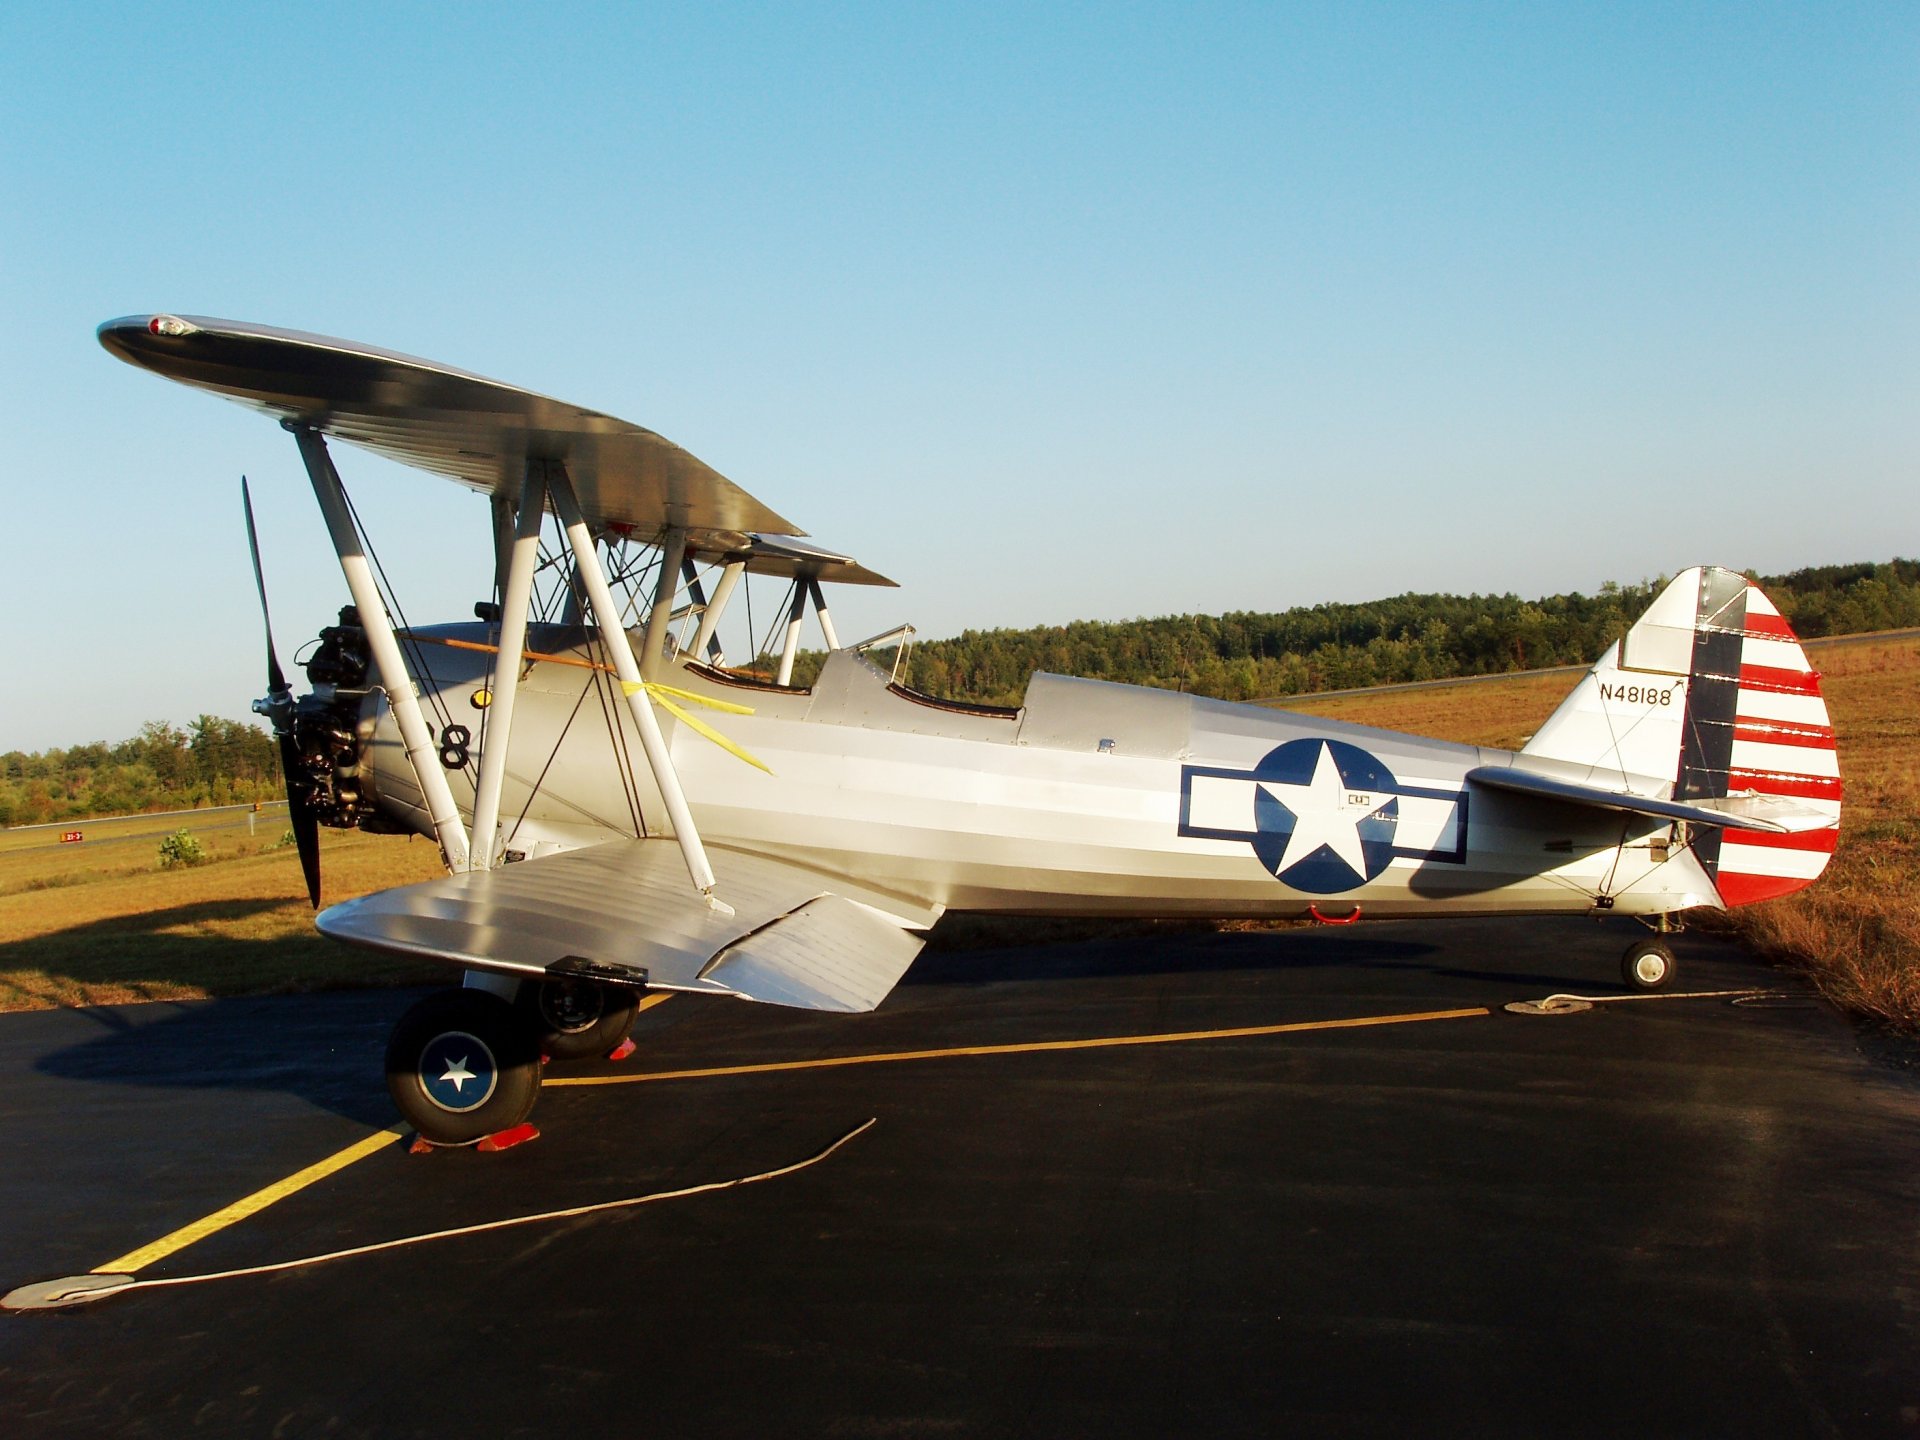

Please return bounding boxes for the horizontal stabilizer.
[316,839,928,1013]
[1465,764,1831,834]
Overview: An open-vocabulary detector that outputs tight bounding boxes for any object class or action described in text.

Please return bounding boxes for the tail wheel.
[1621,938,1677,992]
[386,987,541,1145]
[519,977,642,1062]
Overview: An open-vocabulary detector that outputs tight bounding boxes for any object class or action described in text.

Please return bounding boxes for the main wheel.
[518,977,642,1062]
[386,987,541,1145]
[1621,938,1677,992]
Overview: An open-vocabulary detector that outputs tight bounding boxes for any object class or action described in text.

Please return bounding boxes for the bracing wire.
[505,665,599,849]
[338,483,464,766]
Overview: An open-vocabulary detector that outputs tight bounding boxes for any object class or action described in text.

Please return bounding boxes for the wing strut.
[809,578,841,649]
[771,576,842,684]
[488,494,516,597]
[677,558,726,663]
[775,581,810,685]
[548,464,730,912]
[689,561,745,660]
[291,425,471,873]
[640,526,688,678]
[467,462,547,870]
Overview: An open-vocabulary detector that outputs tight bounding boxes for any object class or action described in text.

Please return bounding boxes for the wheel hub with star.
[418,1029,499,1113]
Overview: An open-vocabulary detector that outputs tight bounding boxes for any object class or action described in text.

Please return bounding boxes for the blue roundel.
[1247,739,1400,894]
[418,1029,498,1113]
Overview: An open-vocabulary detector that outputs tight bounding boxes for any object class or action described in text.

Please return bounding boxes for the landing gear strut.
[518,977,642,1062]
[386,988,542,1145]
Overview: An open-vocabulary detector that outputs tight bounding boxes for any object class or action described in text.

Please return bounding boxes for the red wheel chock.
[477,1123,540,1153]
[407,1122,541,1155]
[605,1037,638,1063]
[1308,904,1363,926]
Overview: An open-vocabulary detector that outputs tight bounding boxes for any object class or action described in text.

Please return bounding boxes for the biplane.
[99,315,1843,1146]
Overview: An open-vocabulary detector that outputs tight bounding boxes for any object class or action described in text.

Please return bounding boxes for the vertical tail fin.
[1522,567,1841,906]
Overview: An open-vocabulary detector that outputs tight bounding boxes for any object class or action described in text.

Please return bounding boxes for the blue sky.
[2,2,1914,752]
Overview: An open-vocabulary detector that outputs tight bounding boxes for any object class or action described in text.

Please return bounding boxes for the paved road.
[2,917,1916,1437]
[0,802,291,858]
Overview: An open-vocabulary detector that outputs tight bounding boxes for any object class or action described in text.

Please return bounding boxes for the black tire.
[386,987,541,1145]
[1621,938,1677,992]
[518,977,642,1062]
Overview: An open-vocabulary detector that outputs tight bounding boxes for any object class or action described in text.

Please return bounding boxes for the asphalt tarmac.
[2,917,1916,1438]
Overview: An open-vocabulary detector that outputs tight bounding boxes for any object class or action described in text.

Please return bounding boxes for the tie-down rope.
[4,1118,874,1312]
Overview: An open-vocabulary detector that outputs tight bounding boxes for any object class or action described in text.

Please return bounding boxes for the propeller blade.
[242,477,288,696]
[279,732,324,909]
[243,478,322,907]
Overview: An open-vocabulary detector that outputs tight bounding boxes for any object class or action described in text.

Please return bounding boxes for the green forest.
[793,558,1920,704]
[5,559,1914,827]
[0,717,283,828]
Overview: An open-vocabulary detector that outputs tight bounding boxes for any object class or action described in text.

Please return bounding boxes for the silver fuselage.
[353,624,1715,925]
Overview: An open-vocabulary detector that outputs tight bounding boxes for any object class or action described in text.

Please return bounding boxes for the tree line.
[7,559,1912,827]
[789,558,1920,705]
[0,717,283,828]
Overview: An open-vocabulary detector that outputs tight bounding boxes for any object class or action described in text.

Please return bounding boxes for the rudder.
[1522,567,1841,906]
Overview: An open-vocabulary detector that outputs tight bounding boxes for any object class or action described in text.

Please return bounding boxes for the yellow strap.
[637,689,773,774]
[621,680,757,716]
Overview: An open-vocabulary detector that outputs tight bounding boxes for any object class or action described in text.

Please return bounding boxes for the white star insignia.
[438,1054,477,1092]
[1259,742,1393,881]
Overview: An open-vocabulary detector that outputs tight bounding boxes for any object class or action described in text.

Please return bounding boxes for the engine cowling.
[289,607,396,832]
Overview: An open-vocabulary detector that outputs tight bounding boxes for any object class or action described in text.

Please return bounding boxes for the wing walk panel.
[315,839,927,1013]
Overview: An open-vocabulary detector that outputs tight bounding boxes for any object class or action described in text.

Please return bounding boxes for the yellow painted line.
[93,1126,406,1275]
[84,996,1469,1276]
[90,994,675,1276]
[546,1006,1491,1089]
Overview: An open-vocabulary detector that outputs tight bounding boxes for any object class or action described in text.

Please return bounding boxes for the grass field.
[0,803,299,894]
[0,825,445,1010]
[2,632,1913,1025]
[1276,631,1920,1029]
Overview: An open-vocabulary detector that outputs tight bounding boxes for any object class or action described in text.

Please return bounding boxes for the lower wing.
[316,838,933,1013]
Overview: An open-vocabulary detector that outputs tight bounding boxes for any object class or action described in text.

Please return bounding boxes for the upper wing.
[97,314,800,538]
[314,838,931,1013]
[690,533,898,588]
[1465,763,1833,834]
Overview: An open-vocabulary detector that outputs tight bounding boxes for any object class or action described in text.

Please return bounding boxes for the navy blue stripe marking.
[1177,765,1470,865]
[1675,570,1747,880]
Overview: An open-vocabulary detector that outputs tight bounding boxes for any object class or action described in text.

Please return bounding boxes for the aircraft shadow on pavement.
[905,925,1437,987]
[31,988,411,1125]
[19,914,1667,1124]
[905,916,1657,996]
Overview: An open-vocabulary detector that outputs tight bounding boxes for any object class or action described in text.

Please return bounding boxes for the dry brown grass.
[0,804,292,894]
[0,829,445,1011]
[1269,670,1575,749]
[1702,638,1920,1028]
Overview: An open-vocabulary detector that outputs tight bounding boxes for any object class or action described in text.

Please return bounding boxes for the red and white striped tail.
[1521,566,1842,908]
[1705,579,1842,905]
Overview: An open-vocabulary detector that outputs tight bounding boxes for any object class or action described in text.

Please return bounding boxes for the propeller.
[243,478,323,908]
